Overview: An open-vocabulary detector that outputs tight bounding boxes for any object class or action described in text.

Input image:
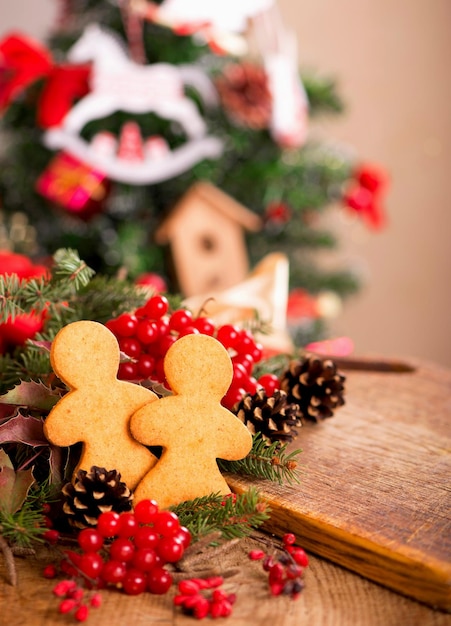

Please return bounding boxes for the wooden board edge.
[227,475,451,612]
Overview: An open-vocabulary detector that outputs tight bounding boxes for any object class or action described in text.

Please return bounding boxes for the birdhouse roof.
[155,181,262,244]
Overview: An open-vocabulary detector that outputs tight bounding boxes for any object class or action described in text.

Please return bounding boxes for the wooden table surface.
[1,357,451,625]
[1,536,451,626]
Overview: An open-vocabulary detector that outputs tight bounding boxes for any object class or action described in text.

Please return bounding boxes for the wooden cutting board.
[226,358,451,612]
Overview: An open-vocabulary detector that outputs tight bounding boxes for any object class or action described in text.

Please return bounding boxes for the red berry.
[258,373,280,396]
[155,334,176,356]
[113,314,138,338]
[232,362,248,386]
[169,309,193,332]
[250,342,263,363]
[234,329,256,355]
[156,537,184,563]
[109,538,135,562]
[143,295,169,319]
[248,549,266,561]
[118,512,137,538]
[177,325,199,337]
[232,353,254,374]
[132,547,157,572]
[78,528,104,553]
[243,376,258,395]
[282,532,296,546]
[60,551,82,578]
[155,317,169,337]
[53,580,77,597]
[290,547,309,567]
[193,316,215,335]
[147,567,172,594]
[136,319,159,344]
[193,596,210,619]
[173,526,191,549]
[97,511,121,538]
[42,564,57,579]
[74,604,89,622]
[43,529,60,544]
[118,361,139,380]
[221,385,245,410]
[204,576,224,589]
[118,337,141,359]
[134,498,159,524]
[134,526,159,549]
[79,552,103,580]
[100,559,127,585]
[153,510,180,536]
[216,324,239,349]
[59,598,77,614]
[123,569,147,595]
[90,593,102,608]
[137,354,156,378]
[178,579,201,595]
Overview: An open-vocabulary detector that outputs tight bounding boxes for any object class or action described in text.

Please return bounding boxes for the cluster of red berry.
[43,499,190,620]
[174,576,236,619]
[105,295,280,409]
[50,579,102,622]
[248,533,309,599]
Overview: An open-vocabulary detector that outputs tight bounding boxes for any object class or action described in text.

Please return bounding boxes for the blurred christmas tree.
[0,0,387,345]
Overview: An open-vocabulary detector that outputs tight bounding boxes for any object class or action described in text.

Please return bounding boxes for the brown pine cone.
[62,466,133,530]
[279,354,346,422]
[232,388,301,443]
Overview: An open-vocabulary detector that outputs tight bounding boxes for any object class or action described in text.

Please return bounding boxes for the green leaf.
[0,449,35,514]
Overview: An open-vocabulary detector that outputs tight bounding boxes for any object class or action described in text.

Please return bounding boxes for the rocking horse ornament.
[43,25,223,184]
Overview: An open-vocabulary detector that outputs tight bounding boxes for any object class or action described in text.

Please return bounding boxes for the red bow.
[0,33,52,110]
[0,31,91,127]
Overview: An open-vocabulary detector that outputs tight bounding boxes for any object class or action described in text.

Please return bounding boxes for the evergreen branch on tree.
[51,248,96,290]
[170,488,270,540]
[218,434,301,485]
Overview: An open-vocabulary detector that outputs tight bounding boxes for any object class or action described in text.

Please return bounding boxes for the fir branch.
[0,506,45,549]
[171,488,270,540]
[52,248,96,290]
[218,434,301,485]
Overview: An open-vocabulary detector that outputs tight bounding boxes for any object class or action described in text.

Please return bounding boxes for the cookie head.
[50,320,120,388]
[164,333,233,397]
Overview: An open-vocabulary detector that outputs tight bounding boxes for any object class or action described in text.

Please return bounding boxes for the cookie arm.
[43,403,79,447]
[217,410,252,461]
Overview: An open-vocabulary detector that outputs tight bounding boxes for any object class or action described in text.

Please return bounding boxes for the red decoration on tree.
[37,63,91,128]
[0,251,50,353]
[264,201,292,226]
[0,33,52,111]
[343,163,389,230]
[36,151,109,220]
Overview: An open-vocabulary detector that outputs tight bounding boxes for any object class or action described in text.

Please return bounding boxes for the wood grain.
[227,359,451,611]
[1,538,450,626]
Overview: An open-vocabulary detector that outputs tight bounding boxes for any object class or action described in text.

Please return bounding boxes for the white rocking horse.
[62,24,217,139]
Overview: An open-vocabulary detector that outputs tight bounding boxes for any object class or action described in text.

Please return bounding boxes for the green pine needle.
[171,488,270,540]
[218,434,301,485]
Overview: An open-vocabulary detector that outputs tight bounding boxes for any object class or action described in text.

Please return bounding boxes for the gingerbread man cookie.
[130,333,252,509]
[44,320,158,489]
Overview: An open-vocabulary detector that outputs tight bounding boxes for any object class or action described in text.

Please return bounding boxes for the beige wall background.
[1,1,450,366]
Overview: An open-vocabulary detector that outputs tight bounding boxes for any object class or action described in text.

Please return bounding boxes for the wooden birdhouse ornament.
[154,182,262,297]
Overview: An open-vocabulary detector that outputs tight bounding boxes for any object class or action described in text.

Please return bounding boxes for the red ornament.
[286,288,319,320]
[36,151,109,220]
[343,162,389,230]
[0,32,52,111]
[37,63,91,129]
[264,201,292,226]
[135,273,168,294]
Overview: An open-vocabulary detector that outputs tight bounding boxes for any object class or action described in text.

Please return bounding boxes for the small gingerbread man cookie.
[130,333,252,509]
[43,320,158,490]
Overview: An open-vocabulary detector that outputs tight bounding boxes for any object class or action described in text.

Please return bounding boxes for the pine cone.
[279,355,346,422]
[232,388,301,443]
[62,466,133,530]
[215,62,272,130]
